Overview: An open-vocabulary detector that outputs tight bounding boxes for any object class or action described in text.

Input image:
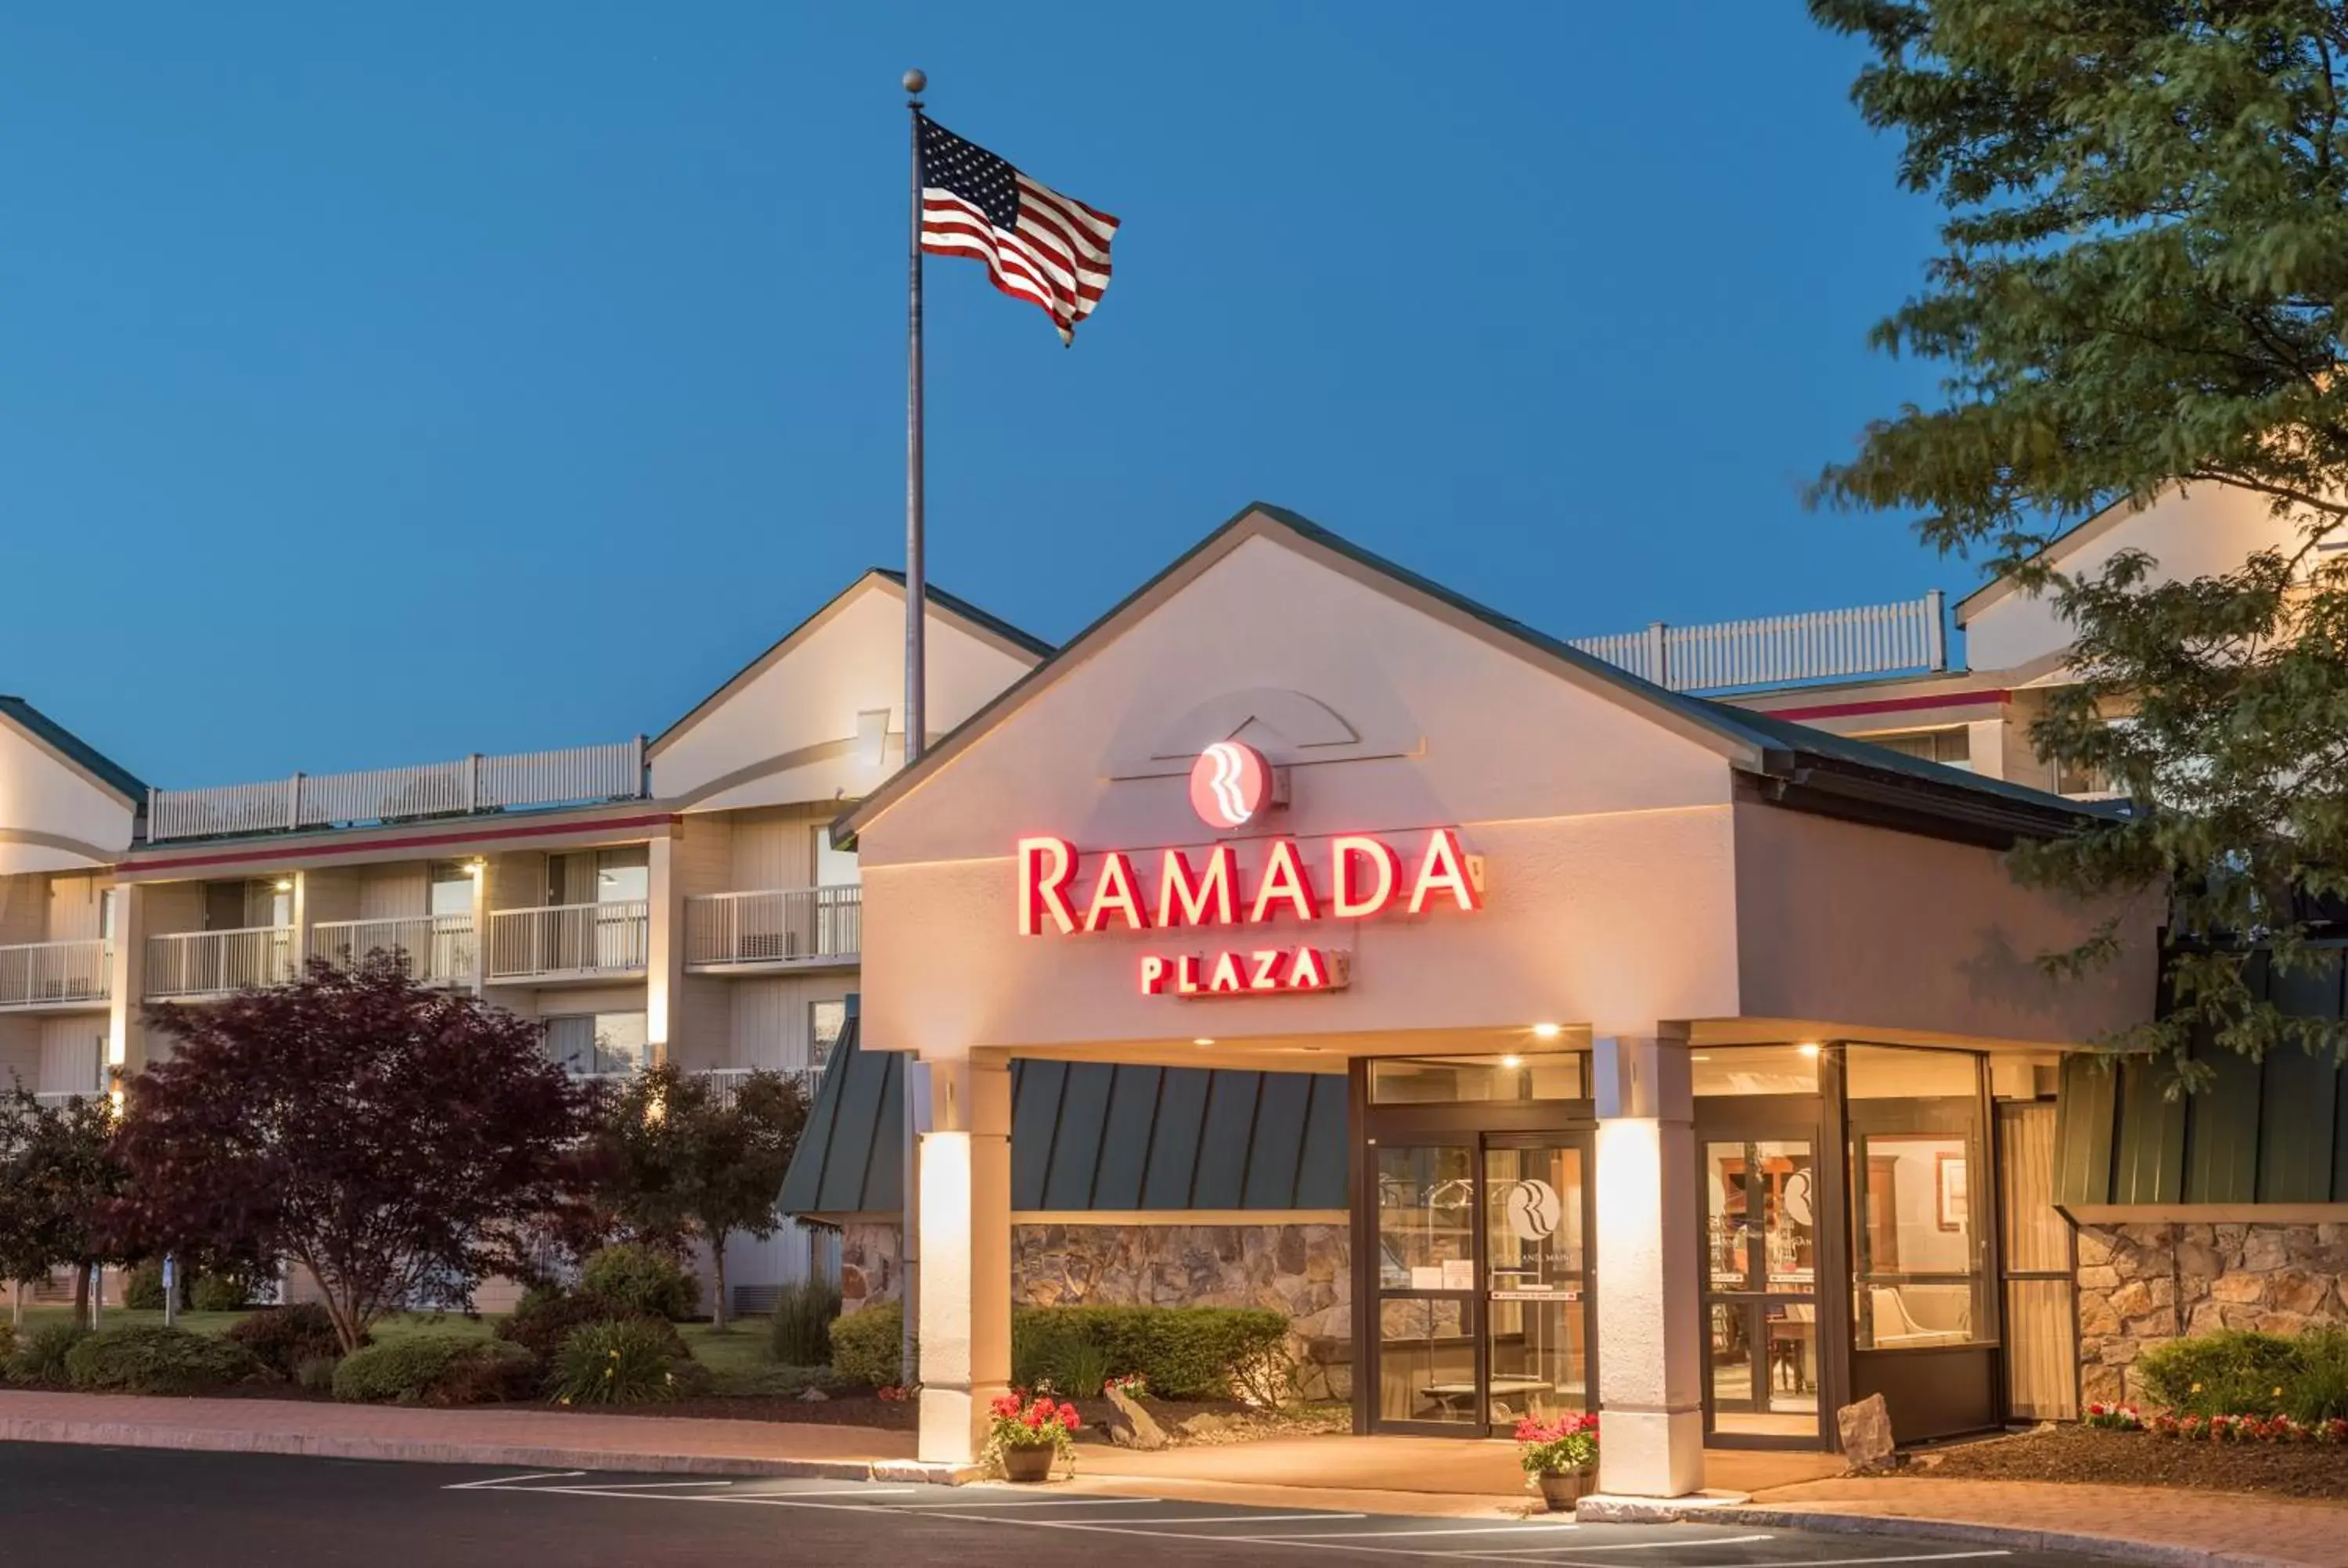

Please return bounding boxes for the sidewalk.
[0,1390,916,1479]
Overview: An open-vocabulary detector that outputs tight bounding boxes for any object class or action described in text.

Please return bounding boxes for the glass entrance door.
[1370,1137,1591,1434]
[1701,1135,1824,1441]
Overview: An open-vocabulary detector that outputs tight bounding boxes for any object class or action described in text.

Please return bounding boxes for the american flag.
[918,115,1119,344]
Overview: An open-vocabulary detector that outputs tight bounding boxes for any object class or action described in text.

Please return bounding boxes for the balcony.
[0,938,111,1011]
[146,926,298,999]
[311,915,477,989]
[145,739,648,843]
[684,886,862,972]
[572,1064,824,1102]
[1570,592,1949,695]
[487,901,649,982]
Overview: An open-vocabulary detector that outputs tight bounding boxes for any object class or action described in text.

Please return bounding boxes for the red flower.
[1058,1403,1082,1431]
[989,1392,1022,1419]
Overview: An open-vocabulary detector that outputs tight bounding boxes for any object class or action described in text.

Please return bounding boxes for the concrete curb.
[0,1415,943,1483]
[1579,1498,2305,1568]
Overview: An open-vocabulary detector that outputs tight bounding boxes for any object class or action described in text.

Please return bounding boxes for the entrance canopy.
[843,504,2153,1066]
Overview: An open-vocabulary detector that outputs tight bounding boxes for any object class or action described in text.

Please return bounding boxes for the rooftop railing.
[145,739,649,843]
[1569,592,1948,695]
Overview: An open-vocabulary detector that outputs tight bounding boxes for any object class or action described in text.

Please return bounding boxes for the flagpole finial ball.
[903,69,927,95]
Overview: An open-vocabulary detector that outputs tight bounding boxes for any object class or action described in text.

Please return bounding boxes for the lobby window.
[1368,1052,1586,1105]
[1860,728,1970,770]
[1692,1044,1819,1096]
[543,1011,648,1077]
[809,999,848,1068]
[1846,1045,1990,1351]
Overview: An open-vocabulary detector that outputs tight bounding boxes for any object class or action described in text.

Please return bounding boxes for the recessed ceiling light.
[1796,1042,1821,1058]
[1691,1054,1713,1062]
[1192,1038,1214,1047]
[1500,1055,1523,1069]
[1531,1022,1563,1041]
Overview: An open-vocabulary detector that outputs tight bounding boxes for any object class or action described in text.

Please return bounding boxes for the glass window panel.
[1374,1145,1474,1289]
[812,827,862,887]
[543,1011,648,1077]
[1485,1144,1588,1425]
[1853,1130,1985,1349]
[2005,1278,2079,1420]
[2000,1103,2069,1274]
[1377,1296,1477,1424]
[1488,1293,1586,1424]
[1692,1045,1818,1096]
[1704,1141,1817,1293]
[428,861,475,918]
[1846,1044,1980,1099]
[809,999,848,1066]
[595,847,650,904]
[1368,1055,1585,1104]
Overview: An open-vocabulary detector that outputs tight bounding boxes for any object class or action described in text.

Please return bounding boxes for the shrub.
[63,1325,259,1395]
[1013,1306,1289,1401]
[2137,1329,2302,1417]
[548,1318,687,1406]
[226,1304,351,1379]
[829,1302,907,1389]
[332,1332,537,1406]
[123,1261,168,1311]
[2287,1326,2348,1424]
[578,1244,699,1322]
[0,1323,15,1364]
[496,1289,686,1361]
[6,1322,90,1386]
[770,1280,841,1367]
[189,1274,250,1313]
[294,1354,340,1393]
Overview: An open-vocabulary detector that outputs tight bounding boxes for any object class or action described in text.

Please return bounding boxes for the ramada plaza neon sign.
[1014,825,1482,998]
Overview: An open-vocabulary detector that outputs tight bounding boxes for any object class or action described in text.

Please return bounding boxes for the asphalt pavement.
[0,1443,2134,1566]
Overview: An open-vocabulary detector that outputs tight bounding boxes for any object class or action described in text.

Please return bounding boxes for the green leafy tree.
[593,1064,811,1331]
[1812,0,2348,1081]
[0,1086,125,1326]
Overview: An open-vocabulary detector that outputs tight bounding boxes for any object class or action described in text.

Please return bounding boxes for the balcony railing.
[1569,592,1949,695]
[311,915,477,988]
[0,938,111,1010]
[146,926,298,998]
[146,738,649,843]
[574,1065,824,1102]
[487,901,649,981]
[683,886,862,969]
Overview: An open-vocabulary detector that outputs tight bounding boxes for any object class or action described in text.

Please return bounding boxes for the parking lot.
[0,1443,2134,1566]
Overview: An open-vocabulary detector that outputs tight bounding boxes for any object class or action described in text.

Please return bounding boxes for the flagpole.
[904,67,927,767]
[899,64,927,1394]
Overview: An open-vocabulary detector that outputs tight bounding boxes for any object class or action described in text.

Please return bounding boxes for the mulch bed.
[1909,1425,2348,1501]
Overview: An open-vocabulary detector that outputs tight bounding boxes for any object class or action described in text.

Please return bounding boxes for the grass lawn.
[8,1304,823,1397]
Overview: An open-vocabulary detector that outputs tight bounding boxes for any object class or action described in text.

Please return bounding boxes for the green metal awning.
[778,1019,1349,1220]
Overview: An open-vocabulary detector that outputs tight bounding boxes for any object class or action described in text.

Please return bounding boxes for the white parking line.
[444,1470,585,1490]
[536,1480,738,1491]
[1231,1523,1589,1540]
[877,1496,1175,1509]
[1460,1537,1773,1554]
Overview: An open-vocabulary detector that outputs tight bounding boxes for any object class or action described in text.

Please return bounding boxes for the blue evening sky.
[0,4,1957,788]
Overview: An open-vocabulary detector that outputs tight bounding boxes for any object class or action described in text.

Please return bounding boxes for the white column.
[645,833,683,1067]
[916,1054,1010,1468]
[106,883,145,1075]
[1593,1032,1705,1498]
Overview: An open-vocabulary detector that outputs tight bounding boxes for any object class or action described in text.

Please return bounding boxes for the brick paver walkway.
[1745,1475,2347,1568]
[0,1390,914,1475]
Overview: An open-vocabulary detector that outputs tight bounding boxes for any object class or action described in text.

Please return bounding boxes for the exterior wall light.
[273,879,294,893]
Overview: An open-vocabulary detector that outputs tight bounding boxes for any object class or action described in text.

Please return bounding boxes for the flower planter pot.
[1000,1444,1056,1483]
[1536,1469,1589,1513]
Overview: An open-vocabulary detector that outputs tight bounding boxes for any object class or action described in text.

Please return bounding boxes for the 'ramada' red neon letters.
[1017,829,1478,998]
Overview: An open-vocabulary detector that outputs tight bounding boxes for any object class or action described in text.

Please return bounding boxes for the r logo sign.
[1189,741,1271,830]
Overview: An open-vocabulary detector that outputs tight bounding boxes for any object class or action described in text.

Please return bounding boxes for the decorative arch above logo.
[1189,741,1272,829]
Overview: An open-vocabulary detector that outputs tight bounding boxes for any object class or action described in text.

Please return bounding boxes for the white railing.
[683,886,862,969]
[146,738,648,842]
[574,1065,823,1102]
[146,926,298,998]
[311,915,477,988]
[487,900,649,980]
[0,938,111,1009]
[1570,592,1948,694]
[33,1089,103,1109]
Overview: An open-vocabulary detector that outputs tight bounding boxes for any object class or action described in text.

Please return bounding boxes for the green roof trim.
[778,1020,1350,1219]
[0,695,147,803]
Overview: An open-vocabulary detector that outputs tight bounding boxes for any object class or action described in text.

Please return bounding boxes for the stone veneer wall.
[2077,1221,2348,1405]
[836,1220,1352,1398]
